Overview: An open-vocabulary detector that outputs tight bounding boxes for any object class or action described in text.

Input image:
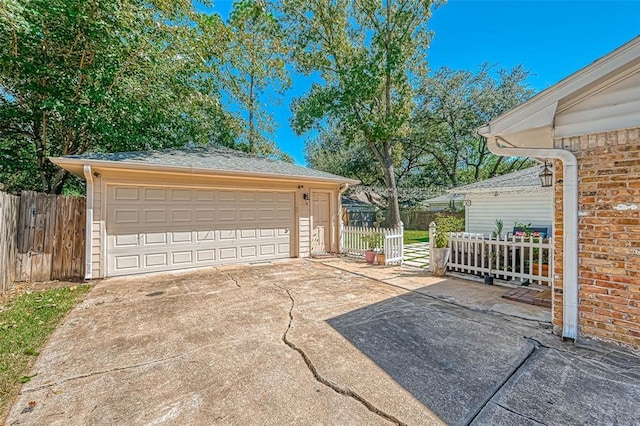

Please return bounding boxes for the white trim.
[49,157,360,186]
[83,166,93,280]
[482,36,640,138]
[486,137,579,341]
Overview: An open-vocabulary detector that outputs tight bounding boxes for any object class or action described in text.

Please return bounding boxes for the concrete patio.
[8,260,640,425]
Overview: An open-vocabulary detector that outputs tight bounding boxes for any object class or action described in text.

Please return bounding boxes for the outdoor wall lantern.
[539,161,553,188]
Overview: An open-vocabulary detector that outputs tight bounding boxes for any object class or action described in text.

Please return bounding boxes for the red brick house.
[479,36,640,349]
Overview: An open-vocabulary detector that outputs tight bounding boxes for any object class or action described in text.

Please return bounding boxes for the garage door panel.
[240,246,257,258]
[144,188,167,201]
[113,234,139,248]
[170,231,192,243]
[219,247,237,260]
[145,253,167,267]
[196,249,215,262]
[172,251,193,264]
[171,189,191,201]
[196,230,215,242]
[107,187,294,276]
[114,187,139,201]
[145,232,167,245]
[115,255,139,270]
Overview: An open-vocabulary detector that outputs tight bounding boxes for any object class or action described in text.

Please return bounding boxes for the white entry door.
[311,191,331,255]
[106,185,294,276]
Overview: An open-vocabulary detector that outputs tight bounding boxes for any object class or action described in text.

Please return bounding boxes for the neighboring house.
[50,146,358,278]
[341,195,377,227]
[479,37,640,348]
[450,165,553,236]
[420,193,464,212]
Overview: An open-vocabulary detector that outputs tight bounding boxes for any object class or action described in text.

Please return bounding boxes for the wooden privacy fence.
[446,232,552,285]
[0,192,20,295]
[0,191,86,294]
[341,224,404,265]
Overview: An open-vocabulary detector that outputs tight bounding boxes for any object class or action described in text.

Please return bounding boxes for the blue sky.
[201,0,640,164]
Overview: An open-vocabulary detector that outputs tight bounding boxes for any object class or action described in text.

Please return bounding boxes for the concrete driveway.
[8,261,640,425]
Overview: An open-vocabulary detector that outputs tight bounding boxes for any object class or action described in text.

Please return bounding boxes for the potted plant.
[431,214,464,277]
[376,249,386,265]
[532,245,550,285]
[361,233,382,264]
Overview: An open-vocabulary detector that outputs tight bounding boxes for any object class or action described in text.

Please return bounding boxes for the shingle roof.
[61,145,358,183]
[449,165,545,193]
[422,193,464,204]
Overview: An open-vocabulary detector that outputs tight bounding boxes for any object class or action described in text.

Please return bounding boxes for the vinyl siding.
[298,187,311,258]
[92,178,102,278]
[555,69,640,139]
[465,190,553,236]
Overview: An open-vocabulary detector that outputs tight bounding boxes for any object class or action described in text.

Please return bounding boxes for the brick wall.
[554,127,640,348]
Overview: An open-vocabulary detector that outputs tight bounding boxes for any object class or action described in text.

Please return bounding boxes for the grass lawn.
[0,285,90,418]
[404,230,430,245]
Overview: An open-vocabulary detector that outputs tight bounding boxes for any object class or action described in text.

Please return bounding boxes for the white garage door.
[106,185,294,276]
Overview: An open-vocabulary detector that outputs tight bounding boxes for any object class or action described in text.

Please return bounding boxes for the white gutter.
[83,165,93,280]
[480,132,579,341]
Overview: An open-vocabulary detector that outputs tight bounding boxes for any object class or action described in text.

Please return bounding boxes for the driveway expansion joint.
[465,338,541,426]
[271,282,407,426]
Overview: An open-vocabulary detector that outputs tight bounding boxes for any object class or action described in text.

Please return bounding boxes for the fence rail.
[0,191,86,295]
[342,225,404,265]
[447,232,552,284]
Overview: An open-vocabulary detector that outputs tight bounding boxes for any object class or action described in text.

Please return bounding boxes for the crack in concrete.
[492,402,547,425]
[225,272,241,288]
[271,282,407,426]
[19,343,220,395]
[464,338,541,426]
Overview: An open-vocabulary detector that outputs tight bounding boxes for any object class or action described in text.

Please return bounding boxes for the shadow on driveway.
[327,285,640,425]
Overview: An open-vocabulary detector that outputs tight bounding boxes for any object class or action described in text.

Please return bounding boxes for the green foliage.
[0,285,91,414]
[492,218,504,239]
[304,63,536,200]
[0,0,236,194]
[361,233,383,251]
[403,230,429,245]
[224,0,291,160]
[433,213,464,248]
[411,64,536,187]
[282,0,442,227]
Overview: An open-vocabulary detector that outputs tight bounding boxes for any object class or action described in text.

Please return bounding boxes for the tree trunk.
[381,156,401,229]
[248,73,255,153]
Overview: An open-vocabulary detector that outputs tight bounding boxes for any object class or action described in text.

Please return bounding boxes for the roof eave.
[479,36,640,139]
[450,186,550,195]
[49,157,360,186]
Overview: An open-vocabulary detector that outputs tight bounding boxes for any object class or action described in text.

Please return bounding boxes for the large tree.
[283,0,440,228]
[223,0,291,159]
[0,0,235,194]
[305,64,536,193]
[411,64,535,186]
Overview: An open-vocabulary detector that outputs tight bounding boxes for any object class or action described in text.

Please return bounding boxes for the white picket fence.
[447,233,552,284]
[342,224,404,265]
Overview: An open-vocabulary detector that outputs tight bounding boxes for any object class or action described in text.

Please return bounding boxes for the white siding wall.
[555,69,640,138]
[92,178,103,278]
[465,190,553,236]
[297,187,311,258]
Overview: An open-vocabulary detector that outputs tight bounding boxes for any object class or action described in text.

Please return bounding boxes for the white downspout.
[83,165,93,280]
[483,135,579,341]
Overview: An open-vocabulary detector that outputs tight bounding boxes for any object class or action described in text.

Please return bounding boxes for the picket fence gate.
[342,224,404,265]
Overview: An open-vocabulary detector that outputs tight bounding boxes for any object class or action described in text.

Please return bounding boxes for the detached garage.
[50,146,358,278]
